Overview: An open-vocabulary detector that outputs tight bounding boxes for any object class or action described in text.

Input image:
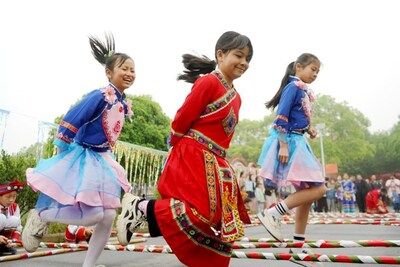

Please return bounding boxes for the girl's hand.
[308,128,317,139]
[278,141,289,164]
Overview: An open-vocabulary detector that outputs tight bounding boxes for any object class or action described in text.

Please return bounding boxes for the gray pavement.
[2,219,400,267]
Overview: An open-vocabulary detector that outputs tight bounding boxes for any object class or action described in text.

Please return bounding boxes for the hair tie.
[105,50,114,57]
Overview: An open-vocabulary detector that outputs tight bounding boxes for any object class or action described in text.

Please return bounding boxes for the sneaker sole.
[117,193,136,245]
[21,209,41,252]
[257,212,283,242]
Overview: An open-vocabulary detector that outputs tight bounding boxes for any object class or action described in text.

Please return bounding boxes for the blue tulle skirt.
[258,128,324,189]
[26,143,131,210]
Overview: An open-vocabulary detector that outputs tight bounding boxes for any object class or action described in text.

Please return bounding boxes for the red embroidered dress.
[155,71,250,267]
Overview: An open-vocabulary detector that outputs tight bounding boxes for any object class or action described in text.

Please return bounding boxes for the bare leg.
[294,201,313,234]
[284,185,326,209]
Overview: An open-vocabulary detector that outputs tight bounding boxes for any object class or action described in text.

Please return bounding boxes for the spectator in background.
[244,172,256,199]
[65,225,94,243]
[342,173,356,213]
[316,177,329,212]
[369,174,382,191]
[385,175,400,212]
[255,182,266,213]
[0,180,24,255]
[335,185,343,213]
[366,188,388,214]
[326,177,336,212]
[264,179,278,210]
[355,174,369,213]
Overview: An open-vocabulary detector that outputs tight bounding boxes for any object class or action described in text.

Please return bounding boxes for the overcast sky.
[1,0,399,153]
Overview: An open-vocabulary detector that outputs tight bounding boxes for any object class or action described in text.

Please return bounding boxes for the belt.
[291,129,305,135]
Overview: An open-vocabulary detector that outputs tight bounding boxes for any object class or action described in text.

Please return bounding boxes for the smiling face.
[295,59,320,84]
[106,58,136,93]
[217,46,250,87]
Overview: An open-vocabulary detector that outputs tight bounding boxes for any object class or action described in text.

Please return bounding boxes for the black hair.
[265,53,320,109]
[177,31,253,83]
[88,32,133,72]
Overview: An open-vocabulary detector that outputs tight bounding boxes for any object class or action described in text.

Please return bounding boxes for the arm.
[169,76,214,146]
[274,85,297,164]
[54,90,106,152]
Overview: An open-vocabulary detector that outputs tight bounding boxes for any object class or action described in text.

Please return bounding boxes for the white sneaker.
[21,209,49,252]
[289,248,324,266]
[116,193,147,246]
[257,210,283,242]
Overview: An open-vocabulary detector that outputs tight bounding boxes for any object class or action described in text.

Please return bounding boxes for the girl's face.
[296,60,320,84]
[0,191,17,208]
[106,58,136,93]
[217,46,250,87]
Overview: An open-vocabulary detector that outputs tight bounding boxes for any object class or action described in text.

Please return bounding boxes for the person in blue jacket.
[257,53,326,251]
[22,33,134,267]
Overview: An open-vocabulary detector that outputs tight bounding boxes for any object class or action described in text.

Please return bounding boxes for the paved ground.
[2,214,400,267]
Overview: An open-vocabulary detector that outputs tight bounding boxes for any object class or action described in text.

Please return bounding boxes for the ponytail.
[88,32,132,73]
[265,53,320,110]
[89,33,115,66]
[177,54,217,83]
[265,62,295,109]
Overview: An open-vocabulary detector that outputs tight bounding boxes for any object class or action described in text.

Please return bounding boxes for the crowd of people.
[238,169,400,215]
[316,173,399,214]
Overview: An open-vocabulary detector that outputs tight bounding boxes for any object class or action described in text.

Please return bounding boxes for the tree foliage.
[119,95,171,151]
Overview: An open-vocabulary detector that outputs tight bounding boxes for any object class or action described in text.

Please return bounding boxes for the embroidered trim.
[55,132,74,144]
[201,89,236,117]
[171,199,232,256]
[204,151,217,225]
[190,208,217,228]
[301,93,312,123]
[102,102,124,151]
[222,107,237,137]
[185,129,226,158]
[272,124,287,134]
[275,114,288,123]
[60,120,78,133]
[213,70,231,91]
[102,110,116,150]
[217,166,245,241]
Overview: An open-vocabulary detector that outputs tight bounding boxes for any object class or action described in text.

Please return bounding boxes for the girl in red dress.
[117,31,253,267]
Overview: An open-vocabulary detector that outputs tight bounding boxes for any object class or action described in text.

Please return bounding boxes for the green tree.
[311,95,375,175]
[367,117,400,174]
[119,95,171,151]
[229,113,275,163]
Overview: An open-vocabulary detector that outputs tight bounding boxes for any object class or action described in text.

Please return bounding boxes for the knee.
[102,209,116,225]
[317,185,327,198]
